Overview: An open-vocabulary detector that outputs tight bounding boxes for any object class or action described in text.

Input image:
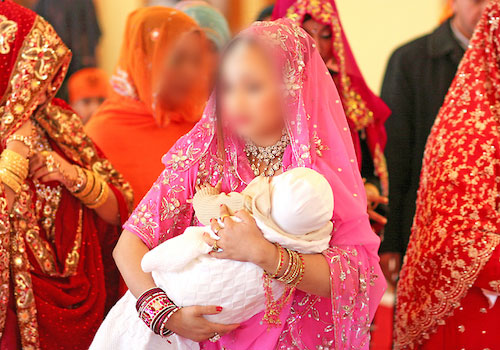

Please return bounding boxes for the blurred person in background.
[273,0,391,232]
[34,0,102,99]
[85,7,209,206]
[68,67,110,125]
[0,1,133,349]
[256,4,274,21]
[395,2,500,348]
[380,0,487,288]
[176,0,231,84]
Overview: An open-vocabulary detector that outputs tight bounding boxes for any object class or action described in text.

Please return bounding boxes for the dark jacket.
[380,19,465,255]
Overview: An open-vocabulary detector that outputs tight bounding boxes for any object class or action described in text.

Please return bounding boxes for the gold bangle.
[74,169,95,199]
[268,244,285,279]
[82,175,103,203]
[0,168,22,194]
[0,149,29,183]
[86,182,109,209]
[277,249,304,286]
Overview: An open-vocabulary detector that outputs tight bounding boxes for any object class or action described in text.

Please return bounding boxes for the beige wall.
[95,0,142,73]
[96,0,443,92]
[336,0,442,92]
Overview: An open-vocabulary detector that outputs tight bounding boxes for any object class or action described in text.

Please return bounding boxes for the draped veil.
[395,1,500,348]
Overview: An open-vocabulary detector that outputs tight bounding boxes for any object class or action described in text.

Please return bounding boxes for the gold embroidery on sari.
[0,15,17,54]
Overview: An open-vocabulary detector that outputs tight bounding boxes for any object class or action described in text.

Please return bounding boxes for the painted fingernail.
[216,306,223,312]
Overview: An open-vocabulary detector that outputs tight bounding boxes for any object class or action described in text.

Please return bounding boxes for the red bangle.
[136,287,180,337]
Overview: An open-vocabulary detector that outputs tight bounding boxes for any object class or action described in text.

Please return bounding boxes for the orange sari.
[85,7,208,205]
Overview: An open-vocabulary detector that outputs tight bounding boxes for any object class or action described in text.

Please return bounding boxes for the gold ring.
[212,241,219,252]
[220,214,230,222]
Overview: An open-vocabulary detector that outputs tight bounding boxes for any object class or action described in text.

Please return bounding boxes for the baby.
[91,167,334,350]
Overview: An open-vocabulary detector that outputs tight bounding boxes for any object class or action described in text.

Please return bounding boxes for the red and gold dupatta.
[395,1,500,348]
[0,1,133,349]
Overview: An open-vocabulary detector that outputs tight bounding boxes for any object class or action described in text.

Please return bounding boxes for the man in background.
[380,0,488,287]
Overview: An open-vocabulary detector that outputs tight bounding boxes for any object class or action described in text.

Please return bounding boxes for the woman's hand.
[5,119,35,158]
[203,205,276,266]
[166,305,239,342]
[365,182,388,226]
[29,151,78,187]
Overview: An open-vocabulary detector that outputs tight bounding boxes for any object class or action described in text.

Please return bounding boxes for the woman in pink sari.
[113,19,385,349]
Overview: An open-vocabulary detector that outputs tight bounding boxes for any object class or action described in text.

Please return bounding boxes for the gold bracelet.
[0,149,29,182]
[277,249,305,286]
[74,169,95,199]
[267,244,285,278]
[0,168,22,193]
[86,181,109,209]
[81,175,103,203]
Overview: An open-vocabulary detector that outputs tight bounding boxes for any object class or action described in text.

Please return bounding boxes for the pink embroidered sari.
[123,19,386,349]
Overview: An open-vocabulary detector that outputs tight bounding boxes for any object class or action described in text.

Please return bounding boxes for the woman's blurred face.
[219,41,284,144]
[158,31,205,107]
[302,17,333,65]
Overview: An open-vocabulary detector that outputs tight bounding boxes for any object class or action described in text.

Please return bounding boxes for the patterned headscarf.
[395,1,500,348]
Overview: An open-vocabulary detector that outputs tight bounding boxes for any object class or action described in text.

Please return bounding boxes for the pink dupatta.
[123,19,385,349]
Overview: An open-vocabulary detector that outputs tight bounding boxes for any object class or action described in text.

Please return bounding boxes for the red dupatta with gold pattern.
[394,1,500,348]
[0,1,133,349]
[272,0,391,195]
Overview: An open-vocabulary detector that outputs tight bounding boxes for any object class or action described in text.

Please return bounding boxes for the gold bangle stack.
[72,168,110,209]
[0,149,29,194]
[276,248,305,287]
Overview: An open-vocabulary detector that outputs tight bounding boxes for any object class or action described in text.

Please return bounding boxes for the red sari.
[0,2,133,349]
[394,2,500,348]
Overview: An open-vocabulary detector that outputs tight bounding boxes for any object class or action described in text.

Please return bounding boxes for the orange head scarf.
[85,7,209,205]
[68,67,110,103]
[110,7,206,126]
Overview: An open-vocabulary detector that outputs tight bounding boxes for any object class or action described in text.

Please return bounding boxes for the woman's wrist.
[253,239,280,272]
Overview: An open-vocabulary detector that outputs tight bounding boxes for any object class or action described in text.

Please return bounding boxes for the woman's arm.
[114,229,240,341]
[30,151,121,225]
[205,206,332,298]
[113,230,156,297]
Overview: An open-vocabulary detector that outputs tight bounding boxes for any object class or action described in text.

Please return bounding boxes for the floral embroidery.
[110,67,139,100]
[312,131,329,157]
[0,15,17,54]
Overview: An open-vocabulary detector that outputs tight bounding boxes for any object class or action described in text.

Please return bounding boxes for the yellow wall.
[336,0,442,92]
[95,0,142,73]
[96,0,443,92]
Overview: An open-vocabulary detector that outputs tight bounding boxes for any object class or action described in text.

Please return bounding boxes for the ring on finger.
[209,332,221,342]
[219,214,230,223]
[211,241,219,252]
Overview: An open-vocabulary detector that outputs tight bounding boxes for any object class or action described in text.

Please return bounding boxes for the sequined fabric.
[395,2,500,348]
[0,1,133,349]
[273,0,391,195]
[125,19,385,349]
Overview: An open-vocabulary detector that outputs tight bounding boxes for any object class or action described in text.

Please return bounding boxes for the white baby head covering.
[270,167,334,235]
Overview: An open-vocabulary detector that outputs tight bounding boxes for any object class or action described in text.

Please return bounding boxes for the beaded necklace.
[244,131,290,177]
